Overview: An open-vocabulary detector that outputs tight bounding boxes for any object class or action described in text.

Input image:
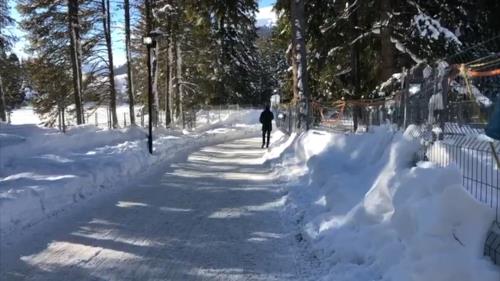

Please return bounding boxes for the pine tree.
[124,0,136,125]
[0,53,24,111]
[255,26,288,104]
[18,0,100,125]
[0,0,14,121]
[68,0,84,124]
[211,0,260,104]
[25,58,72,127]
[100,0,118,128]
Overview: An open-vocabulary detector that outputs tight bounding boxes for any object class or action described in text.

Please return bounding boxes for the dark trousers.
[262,130,271,147]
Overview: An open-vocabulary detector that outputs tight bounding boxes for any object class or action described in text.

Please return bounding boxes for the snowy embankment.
[0,110,260,239]
[274,126,500,281]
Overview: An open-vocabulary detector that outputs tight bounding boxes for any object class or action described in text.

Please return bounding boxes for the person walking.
[260,105,274,148]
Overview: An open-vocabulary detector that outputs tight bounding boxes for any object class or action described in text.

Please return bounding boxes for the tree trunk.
[290,0,310,130]
[290,44,299,102]
[124,0,136,125]
[152,42,160,126]
[171,17,179,119]
[0,76,6,122]
[164,0,173,126]
[350,0,361,132]
[215,14,226,104]
[62,106,66,133]
[68,0,84,124]
[164,27,172,126]
[101,0,118,128]
[380,0,394,81]
[58,105,62,131]
[177,42,183,125]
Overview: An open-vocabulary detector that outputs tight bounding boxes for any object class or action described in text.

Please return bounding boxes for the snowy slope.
[0,110,260,239]
[275,126,500,281]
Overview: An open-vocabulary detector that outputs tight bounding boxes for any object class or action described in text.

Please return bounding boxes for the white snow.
[0,131,304,280]
[413,13,462,46]
[390,36,424,64]
[8,105,246,129]
[9,107,42,125]
[1,114,499,280]
[274,126,500,281]
[0,110,261,239]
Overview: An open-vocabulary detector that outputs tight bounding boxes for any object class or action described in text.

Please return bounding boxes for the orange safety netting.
[468,68,500,78]
[314,98,392,126]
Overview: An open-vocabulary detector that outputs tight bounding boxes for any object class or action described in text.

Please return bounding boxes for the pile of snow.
[0,109,260,239]
[275,126,500,280]
[9,107,42,125]
[9,105,247,129]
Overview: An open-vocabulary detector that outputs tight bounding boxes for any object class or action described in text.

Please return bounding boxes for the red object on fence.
[468,68,500,78]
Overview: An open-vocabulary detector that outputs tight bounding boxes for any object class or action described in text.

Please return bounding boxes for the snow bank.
[277,126,500,280]
[0,110,260,239]
[9,107,42,125]
[9,105,247,128]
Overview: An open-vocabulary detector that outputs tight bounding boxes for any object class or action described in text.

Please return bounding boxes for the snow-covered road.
[0,137,302,281]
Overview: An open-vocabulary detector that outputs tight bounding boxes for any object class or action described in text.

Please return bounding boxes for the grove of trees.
[0,0,499,127]
[272,0,500,104]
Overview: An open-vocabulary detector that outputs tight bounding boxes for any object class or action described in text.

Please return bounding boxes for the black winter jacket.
[260,110,274,131]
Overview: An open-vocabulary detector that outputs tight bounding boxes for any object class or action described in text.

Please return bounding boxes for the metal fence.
[426,137,499,208]
[54,104,244,131]
[275,103,300,135]
[276,61,500,222]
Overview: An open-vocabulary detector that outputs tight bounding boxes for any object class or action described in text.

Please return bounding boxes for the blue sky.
[9,0,276,65]
[259,0,276,6]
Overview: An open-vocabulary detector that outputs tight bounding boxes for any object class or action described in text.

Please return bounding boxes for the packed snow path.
[0,137,303,281]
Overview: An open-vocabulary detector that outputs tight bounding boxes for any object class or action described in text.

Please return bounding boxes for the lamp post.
[143,35,154,154]
[143,29,164,154]
[143,0,154,154]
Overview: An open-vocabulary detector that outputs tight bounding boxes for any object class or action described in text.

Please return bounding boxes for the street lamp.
[143,30,165,154]
[142,36,154,46]
[143,35,154,154]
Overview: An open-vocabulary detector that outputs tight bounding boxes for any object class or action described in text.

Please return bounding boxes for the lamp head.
[143,36,153,46]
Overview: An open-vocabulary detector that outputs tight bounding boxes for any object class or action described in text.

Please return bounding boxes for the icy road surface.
[0,137,303,281]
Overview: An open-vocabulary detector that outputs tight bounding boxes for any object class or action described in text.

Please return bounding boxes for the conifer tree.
[18,0,99,124]
[124,0,136,125]
[0,0,14,121]
[100,0,118,128]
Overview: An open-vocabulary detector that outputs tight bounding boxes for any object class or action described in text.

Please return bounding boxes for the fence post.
[193,108,196,128]
[58,107,62,131]
[62,107,66,133]
[107,107,111,129]
[182,110,186,129]
[400,68,408,129]
[207,107,210,125]
[95,112,98,126]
